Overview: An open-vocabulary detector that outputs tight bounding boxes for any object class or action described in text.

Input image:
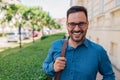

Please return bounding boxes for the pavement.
[0,36,41,52]
[113,66,120,80]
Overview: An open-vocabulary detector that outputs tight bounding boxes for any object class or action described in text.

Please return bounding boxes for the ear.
[66,21,68,28]
[86,21,89,29]
[66,19,68,25]
[87,21,89,25]
[87,21,89,28]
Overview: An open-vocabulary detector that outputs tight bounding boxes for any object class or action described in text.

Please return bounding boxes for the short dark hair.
[67,6,88,20]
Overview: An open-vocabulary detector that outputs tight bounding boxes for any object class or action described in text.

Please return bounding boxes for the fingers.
[53,57,66,72]
[55,57,66,64]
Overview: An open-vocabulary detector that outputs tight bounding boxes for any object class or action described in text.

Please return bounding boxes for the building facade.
[70,0,120,70]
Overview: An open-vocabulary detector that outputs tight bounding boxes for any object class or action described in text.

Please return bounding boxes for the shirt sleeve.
[99,48,115,80]
[42,45,56,76]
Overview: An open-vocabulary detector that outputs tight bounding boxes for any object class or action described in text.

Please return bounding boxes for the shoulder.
[50,39,65,58]
[86,39,106,53]
[52,39,64,45]
[86,39,109,62]
[51,39,64,49]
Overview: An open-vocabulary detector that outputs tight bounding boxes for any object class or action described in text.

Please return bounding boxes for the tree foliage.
[0,3,61,33]
[5,4,19,22]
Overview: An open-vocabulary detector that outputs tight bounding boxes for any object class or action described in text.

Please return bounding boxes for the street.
[0,37,16,49]
[0,36,41,52]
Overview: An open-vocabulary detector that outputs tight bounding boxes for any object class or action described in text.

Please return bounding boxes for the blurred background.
[0,0,70,49]
[0,0,120,79]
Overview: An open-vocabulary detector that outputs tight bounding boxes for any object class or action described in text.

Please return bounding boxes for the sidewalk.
[113,66,120,80]
[96,66,120,80]
[0,36,41,52]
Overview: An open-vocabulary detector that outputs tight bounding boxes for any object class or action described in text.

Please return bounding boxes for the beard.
[70,30,86,43]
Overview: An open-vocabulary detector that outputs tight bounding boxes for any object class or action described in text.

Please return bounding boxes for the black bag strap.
[54,39,67,80]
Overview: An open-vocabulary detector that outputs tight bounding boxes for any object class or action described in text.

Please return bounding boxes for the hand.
[53,57,66,72]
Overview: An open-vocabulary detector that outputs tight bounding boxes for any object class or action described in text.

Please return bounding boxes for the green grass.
[0,33,65,80]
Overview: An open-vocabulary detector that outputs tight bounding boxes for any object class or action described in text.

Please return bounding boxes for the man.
[42,6,115,80]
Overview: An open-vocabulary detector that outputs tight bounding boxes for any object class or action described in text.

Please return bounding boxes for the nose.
[74,25,81,30]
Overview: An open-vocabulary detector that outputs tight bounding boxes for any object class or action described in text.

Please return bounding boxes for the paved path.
[113,66,120,80]
[0,36,41,52]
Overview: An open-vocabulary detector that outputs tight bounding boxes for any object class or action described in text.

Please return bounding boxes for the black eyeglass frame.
[67,22,87,29]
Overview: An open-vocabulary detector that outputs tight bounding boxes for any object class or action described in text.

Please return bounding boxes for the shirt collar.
[82,38,89,48]
[66,37,89,48]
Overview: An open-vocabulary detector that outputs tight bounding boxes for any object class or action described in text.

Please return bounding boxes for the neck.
[68,38,84,48]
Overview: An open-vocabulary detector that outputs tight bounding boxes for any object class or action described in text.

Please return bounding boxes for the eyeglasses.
[67,22,87,29]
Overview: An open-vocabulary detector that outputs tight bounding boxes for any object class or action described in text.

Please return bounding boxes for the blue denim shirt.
[42,39,115,80]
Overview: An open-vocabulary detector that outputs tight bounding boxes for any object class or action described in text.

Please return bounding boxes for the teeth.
[73,32,82,35]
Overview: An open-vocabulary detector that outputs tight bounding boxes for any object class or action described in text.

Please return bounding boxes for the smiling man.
[42,6,115,80]
[66,9,88,48]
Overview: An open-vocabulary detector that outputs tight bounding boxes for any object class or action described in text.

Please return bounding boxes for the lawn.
[0,33,65,80]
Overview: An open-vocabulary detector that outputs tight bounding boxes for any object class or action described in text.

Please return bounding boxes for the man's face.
[66,12,88,43]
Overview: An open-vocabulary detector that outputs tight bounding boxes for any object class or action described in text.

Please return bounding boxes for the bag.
[54,40,67,80]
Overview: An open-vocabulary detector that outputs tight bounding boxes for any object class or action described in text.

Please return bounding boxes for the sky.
[20,0,71,18]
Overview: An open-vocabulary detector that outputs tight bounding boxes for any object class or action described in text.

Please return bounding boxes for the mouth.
[73,31,83,35]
